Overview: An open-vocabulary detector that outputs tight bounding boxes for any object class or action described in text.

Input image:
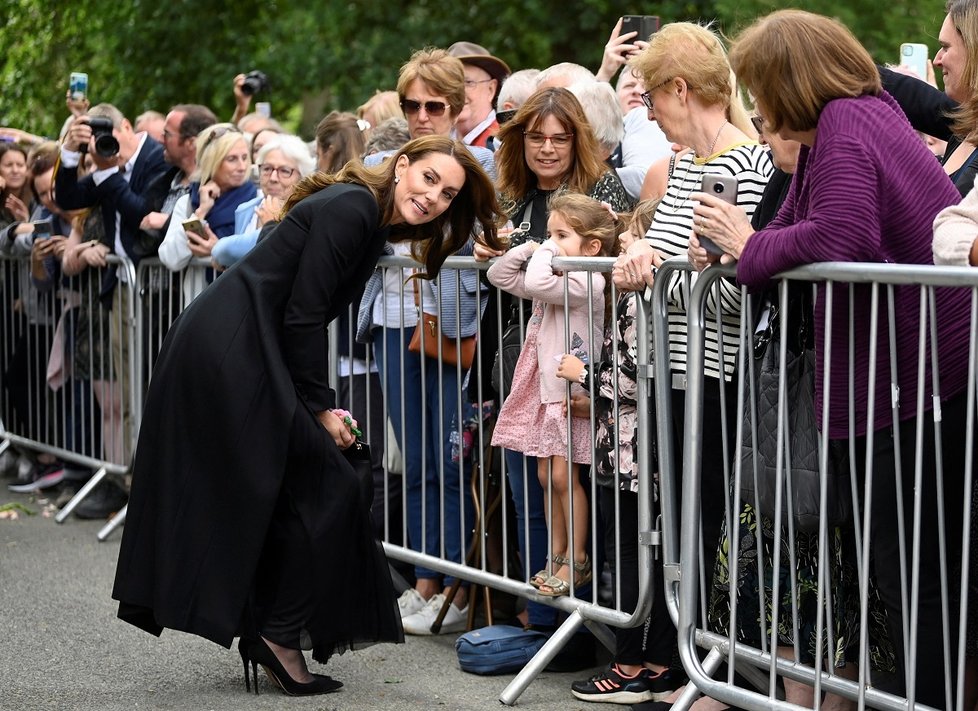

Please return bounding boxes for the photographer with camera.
[55,103,168,281]
[53,103,168,513]
[230,70,280,136]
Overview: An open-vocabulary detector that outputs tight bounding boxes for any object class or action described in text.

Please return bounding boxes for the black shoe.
[572,663,661,704]
[73,482,128,520]
[238,637,342,696]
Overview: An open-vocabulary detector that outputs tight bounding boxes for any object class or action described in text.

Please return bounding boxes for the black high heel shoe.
[237,637,343,696]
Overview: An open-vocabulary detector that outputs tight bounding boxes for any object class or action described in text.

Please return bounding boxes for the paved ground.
[0,485,620,711]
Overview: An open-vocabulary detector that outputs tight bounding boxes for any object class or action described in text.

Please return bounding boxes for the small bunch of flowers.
[331,409,362,438]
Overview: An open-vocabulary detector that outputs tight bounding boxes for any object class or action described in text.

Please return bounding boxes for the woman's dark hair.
[494,87,607,208]
[26,141,59,203]
[315,111,367,173]
[284,135,505,279]
[0,142,31,215]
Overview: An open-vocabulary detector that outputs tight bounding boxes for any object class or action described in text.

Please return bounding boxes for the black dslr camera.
[81,117,120,158]
[241,70,269,96]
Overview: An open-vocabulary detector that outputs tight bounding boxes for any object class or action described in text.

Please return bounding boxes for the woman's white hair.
[255,134,316,178]
[567,80,624,156]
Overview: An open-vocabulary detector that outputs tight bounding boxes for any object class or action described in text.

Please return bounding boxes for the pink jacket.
[487,241,605,403]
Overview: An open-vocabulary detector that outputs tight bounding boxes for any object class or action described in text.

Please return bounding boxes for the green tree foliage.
[0,0,951,141]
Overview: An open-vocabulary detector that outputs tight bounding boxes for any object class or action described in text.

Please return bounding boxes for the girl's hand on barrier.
[187,222,218,257]
[556,353,585,383]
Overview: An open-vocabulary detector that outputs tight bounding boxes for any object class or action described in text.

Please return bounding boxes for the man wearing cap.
[447,41,510,149]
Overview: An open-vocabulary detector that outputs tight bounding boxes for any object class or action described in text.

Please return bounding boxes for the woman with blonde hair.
[158,123,257,299]
[608,23,772,705]
[357,90,404,134]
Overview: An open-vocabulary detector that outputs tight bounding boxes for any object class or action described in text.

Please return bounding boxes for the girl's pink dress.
[491,301,593,464]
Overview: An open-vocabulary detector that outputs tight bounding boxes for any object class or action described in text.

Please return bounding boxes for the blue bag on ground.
[454,624,549,675]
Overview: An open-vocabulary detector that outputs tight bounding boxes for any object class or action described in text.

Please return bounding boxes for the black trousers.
[601,487,675,665]
[845,389,970,708]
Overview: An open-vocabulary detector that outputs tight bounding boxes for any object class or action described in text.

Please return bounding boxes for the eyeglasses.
[523,131,574,148]
[640,78,677,111]
[259,164,296,179]
[400,99,450,116]
[464,78,494,88]
[201,124,241,152]
[750,115,765,134]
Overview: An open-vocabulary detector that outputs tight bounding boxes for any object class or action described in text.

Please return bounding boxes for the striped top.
[646,142,773,381]
[738,93,968,438]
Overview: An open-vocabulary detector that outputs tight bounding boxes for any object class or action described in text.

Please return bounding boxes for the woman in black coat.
[112,135,504,696]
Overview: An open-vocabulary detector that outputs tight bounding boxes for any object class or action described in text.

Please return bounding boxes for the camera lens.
[241,70,268,96]
[713,183,724,194]
[95,134,120,158]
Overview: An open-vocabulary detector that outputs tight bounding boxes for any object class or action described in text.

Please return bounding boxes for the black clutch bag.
[343,440,374,510]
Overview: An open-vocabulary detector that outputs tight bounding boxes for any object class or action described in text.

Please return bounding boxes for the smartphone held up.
[621,15,660,43]
[899,43,928,80]
[69,72,88,101]
[697,175,738,257]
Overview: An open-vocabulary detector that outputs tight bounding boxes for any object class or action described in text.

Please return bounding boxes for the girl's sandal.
[529,554,569,589]
[537,555,591,597]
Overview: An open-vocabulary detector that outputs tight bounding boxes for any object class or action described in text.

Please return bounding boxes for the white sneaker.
[400,593,467,635]
[397,588,427,619]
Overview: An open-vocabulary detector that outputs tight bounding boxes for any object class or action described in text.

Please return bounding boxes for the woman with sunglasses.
[211,135,316,270]
[158,123,257,299]
[113,134,506,696]
[359,48,497,636]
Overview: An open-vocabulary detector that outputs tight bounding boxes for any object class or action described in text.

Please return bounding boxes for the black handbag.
[490,309,525,399]
[342,440,374,510]
[739,290,851,533]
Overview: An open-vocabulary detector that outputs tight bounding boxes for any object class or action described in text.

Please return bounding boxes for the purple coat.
[737,92,968,438]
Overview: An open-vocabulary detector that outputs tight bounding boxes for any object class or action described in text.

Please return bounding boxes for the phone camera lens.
[713,183,724,194]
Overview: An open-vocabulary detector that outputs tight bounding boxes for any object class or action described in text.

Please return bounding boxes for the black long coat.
[112,184,397,654]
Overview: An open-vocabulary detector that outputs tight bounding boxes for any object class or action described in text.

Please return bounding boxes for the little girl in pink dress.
[487,193,620,596]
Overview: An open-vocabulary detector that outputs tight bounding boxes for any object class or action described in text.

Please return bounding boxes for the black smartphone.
[698,175,738,256]
[621,15,660,42]
[31,219,54,237]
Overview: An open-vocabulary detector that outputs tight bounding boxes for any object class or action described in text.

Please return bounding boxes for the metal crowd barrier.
[0,253,138,539]
[333,253,660,705]
[0,248,658,704]
[648,256,978,711]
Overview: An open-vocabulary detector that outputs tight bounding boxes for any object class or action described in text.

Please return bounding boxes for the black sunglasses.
[750,116,765,134]
[399,99,449,117]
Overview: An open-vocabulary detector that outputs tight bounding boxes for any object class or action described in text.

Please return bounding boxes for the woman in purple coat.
[689,10,973,708]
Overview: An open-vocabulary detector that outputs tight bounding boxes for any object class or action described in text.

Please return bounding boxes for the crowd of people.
[3,6,978,710]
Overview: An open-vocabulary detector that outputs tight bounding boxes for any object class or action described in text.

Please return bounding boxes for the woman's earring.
[394,175,400,184]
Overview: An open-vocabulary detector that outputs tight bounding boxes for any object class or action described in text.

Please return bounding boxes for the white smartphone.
[698,174,738,256]
[900,42,929,80]
[69,72,88,101]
